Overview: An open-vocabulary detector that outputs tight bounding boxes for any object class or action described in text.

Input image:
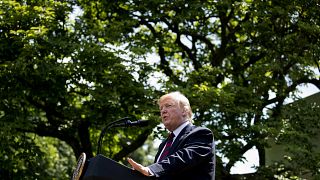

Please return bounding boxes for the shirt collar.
[172,121,190,138]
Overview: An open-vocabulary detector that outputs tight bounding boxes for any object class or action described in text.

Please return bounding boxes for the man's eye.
[160,104,173,110]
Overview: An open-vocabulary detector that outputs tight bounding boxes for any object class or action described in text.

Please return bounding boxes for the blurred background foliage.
[1,0,319,179]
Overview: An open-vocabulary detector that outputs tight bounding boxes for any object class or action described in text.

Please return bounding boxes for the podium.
[73,153,152,180]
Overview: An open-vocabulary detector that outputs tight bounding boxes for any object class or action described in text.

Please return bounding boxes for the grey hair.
[158,91,193,122]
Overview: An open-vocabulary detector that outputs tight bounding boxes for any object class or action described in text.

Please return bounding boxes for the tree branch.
[225,142,255,172]
[113,128,152,161]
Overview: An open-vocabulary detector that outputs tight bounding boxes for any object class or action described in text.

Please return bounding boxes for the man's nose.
[161,108,167,115]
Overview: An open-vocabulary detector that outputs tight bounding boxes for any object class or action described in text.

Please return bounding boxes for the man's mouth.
[162,115,168,121]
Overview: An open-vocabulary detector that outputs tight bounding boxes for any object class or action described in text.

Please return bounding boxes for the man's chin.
[163,123,171,130]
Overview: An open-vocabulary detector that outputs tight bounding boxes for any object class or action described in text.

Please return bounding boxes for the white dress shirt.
[156,121,190,162]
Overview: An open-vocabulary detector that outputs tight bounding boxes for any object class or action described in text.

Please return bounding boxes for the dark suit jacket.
[148,124,215,180]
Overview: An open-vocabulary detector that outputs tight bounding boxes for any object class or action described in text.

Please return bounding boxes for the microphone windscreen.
[136,120,149,127]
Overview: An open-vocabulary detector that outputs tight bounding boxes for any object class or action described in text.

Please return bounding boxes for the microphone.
[113,120,149,127]
[97,117,149,154]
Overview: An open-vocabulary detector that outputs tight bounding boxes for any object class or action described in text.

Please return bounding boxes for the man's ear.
[182,107,188,116]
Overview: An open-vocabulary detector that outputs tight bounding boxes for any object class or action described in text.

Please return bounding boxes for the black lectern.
[73,117,152,180]
[73,153,152,180]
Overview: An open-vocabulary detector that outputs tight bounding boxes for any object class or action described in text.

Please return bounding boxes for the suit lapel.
[154,123,195,162]
[169,124,194,153]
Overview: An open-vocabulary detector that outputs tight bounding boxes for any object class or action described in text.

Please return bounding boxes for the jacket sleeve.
[148,127,214,177]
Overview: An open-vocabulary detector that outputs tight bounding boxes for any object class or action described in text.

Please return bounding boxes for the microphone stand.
[73,117,149,180]
[97,117,132,155]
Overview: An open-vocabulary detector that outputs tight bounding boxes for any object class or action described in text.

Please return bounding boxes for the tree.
[262,93,320,179]
[0,0,157,178]
[76,0,320,179]
[1,0,320,179]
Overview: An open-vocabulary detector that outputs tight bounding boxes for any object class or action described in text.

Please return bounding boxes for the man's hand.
[127,157,151,176]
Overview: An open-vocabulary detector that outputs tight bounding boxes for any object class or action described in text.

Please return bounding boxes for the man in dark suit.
[128,91,215,180]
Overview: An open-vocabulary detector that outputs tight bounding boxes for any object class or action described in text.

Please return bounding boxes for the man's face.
[159,96,186,131]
